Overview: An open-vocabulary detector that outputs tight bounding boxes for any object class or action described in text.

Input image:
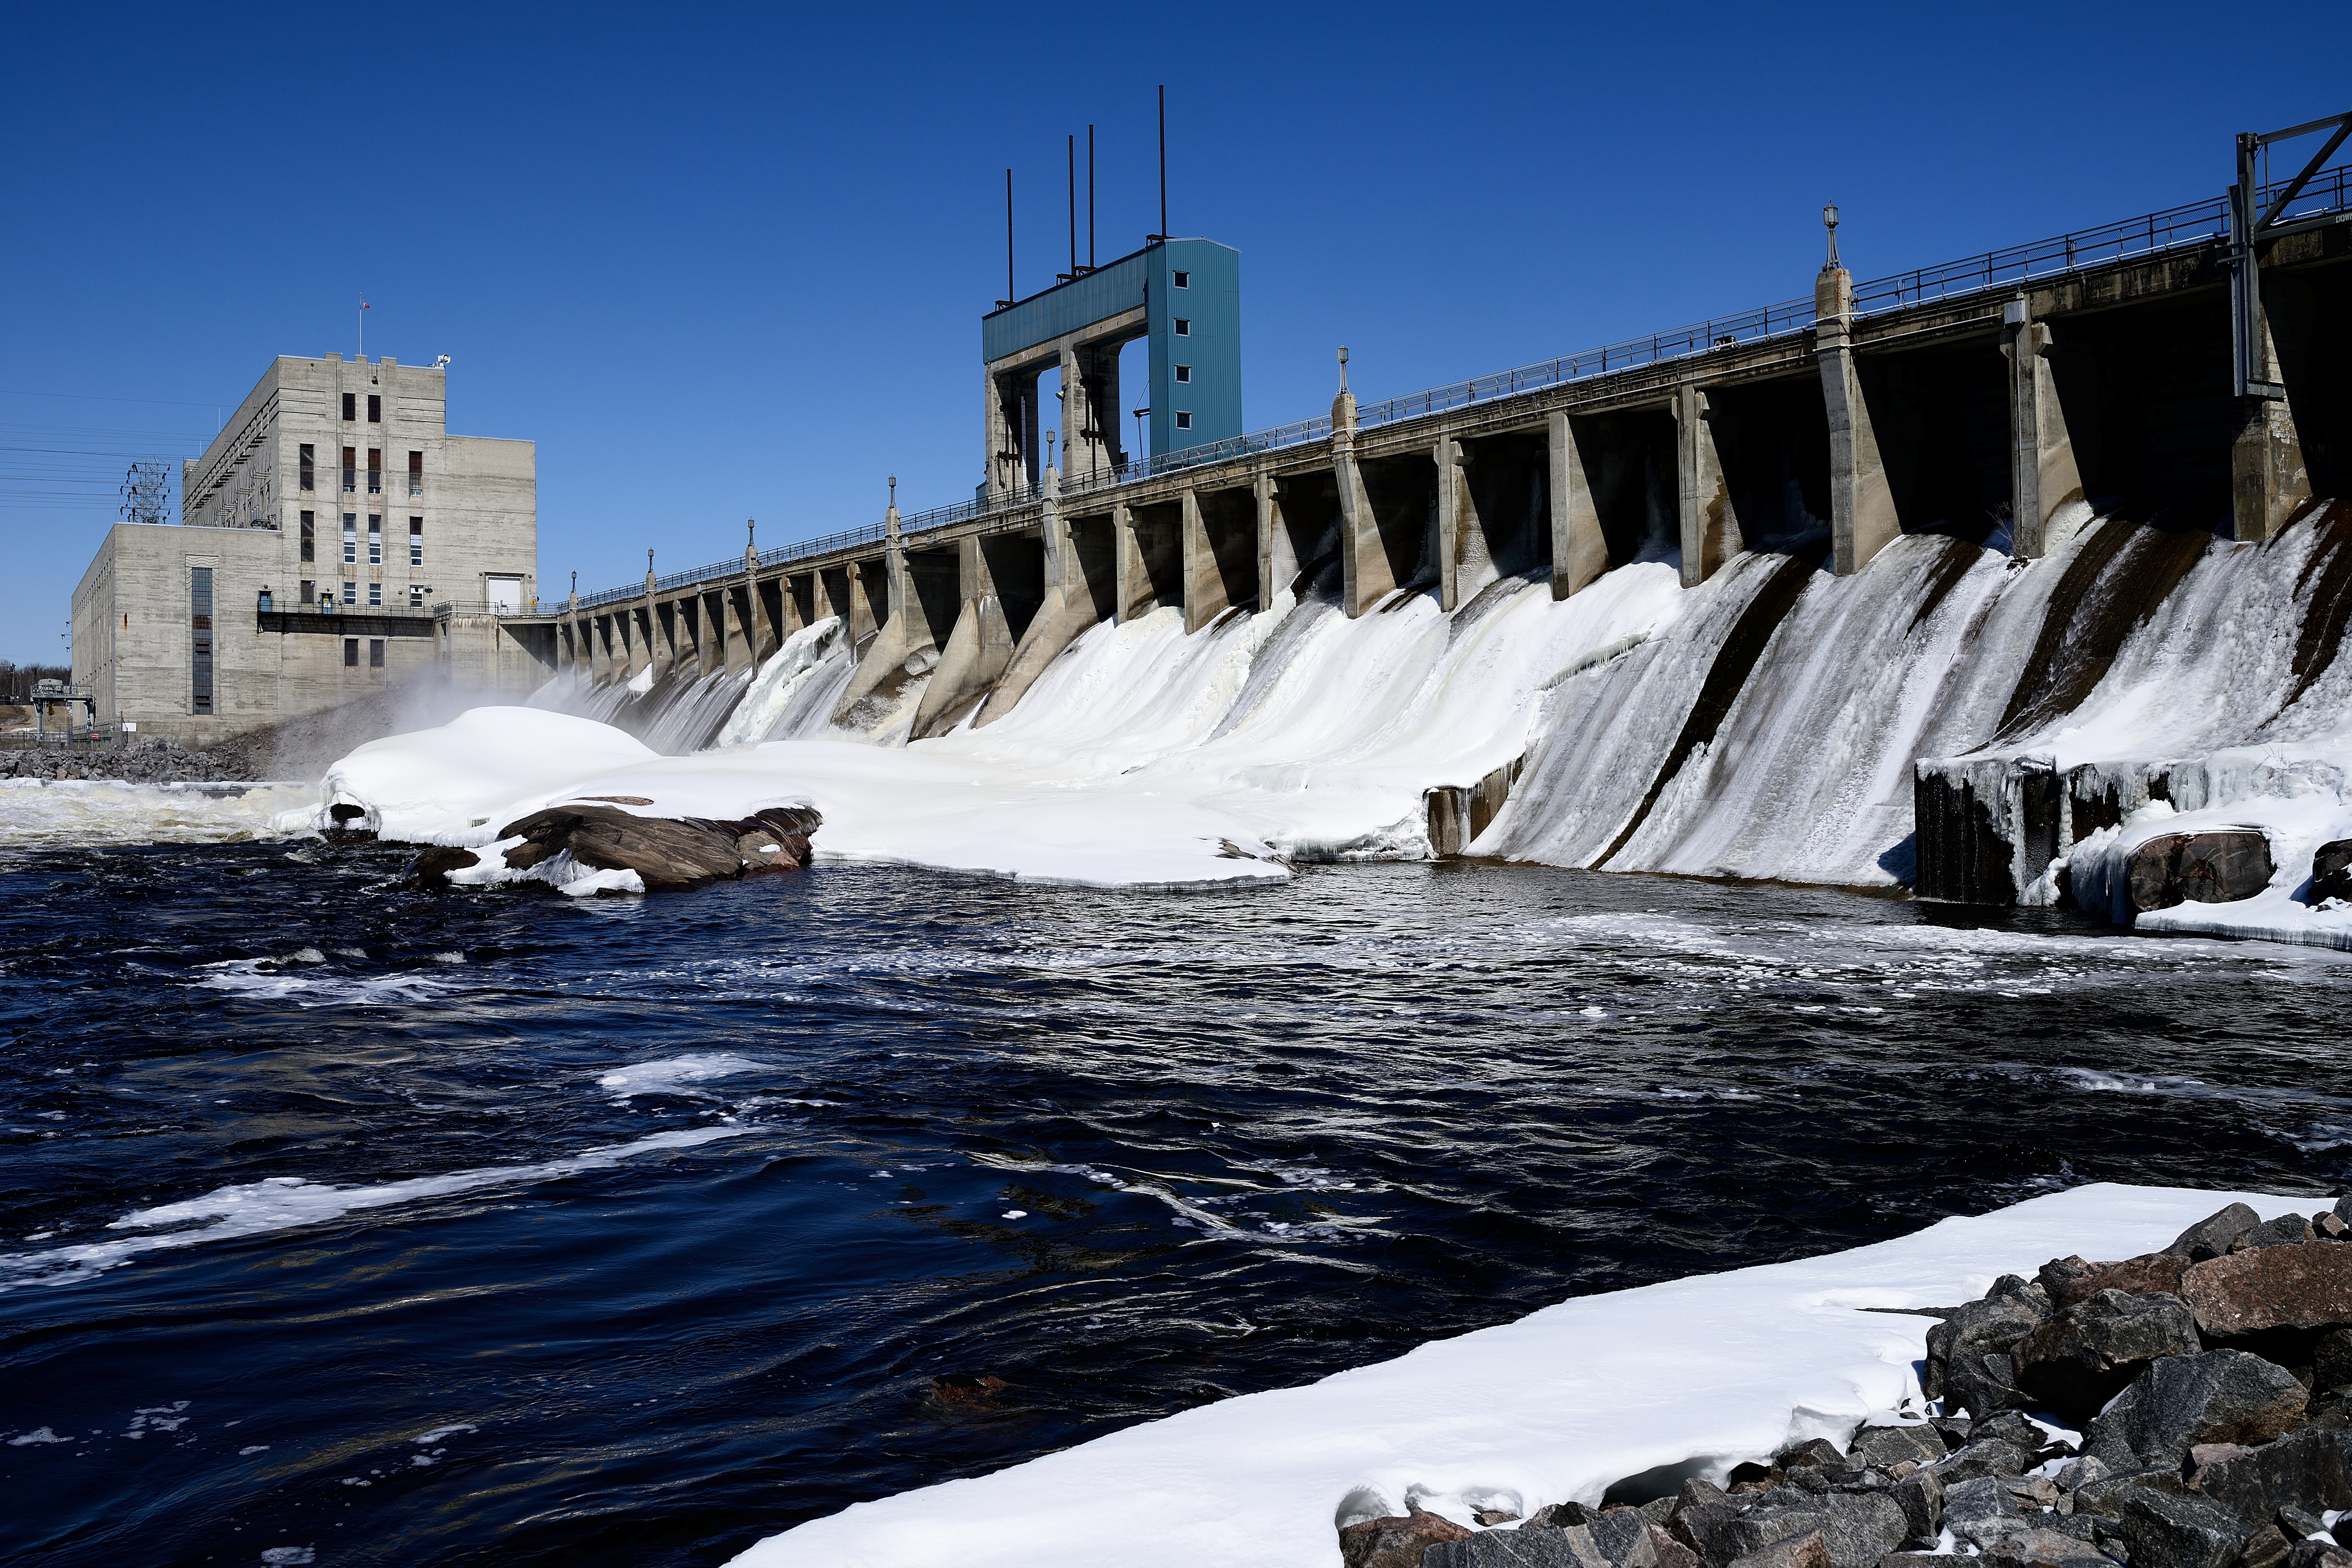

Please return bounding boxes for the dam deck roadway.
[463,163,2352,740]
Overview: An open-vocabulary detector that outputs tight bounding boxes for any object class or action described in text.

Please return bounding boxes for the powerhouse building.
[71,354,541,740]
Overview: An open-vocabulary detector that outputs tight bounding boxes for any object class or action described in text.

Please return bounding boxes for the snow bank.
[725,1182,2317,1568]
[278,570,1686,888]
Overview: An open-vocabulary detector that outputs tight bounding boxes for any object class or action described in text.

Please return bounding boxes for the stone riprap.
[1358,1200,2352,1568]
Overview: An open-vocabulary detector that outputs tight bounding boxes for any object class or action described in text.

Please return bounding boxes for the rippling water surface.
[2,839,2346,1566]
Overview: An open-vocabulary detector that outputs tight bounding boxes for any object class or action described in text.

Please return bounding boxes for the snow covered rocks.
[407,803,819,894]
[1344,1198,2352,1568]
[2126,834,2275,914]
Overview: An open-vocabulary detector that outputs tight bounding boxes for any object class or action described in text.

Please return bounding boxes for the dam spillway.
[482,145,2352,931]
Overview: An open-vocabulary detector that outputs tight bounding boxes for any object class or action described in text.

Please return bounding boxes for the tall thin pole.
[1004,169,1015,303]
[1088,124,1096,268]
[1067,133,1076,278]
[1157,86,1168,240]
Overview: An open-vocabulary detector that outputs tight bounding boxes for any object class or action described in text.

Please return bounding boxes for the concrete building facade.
[71,354,538,740]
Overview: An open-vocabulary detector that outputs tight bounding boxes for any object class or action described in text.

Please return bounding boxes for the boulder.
[2237,1216,2321,1250]
[2115,1490,2251,1568]
[2278,1505,2328,1540]
[2289,1542,2352,1568]
[1725,1535,1832,1568]
[1926,1295,2049,1402]
[1343,1507,1477,1568]
[2041,1254,2197,1312]
[1977,1529,2116,1568]
[1591,1509,1662,1565]
[1426,1525,1613,1568]
[2180,1244,2352,1336]
[2072,1468,2188,1519]
[405,845,483,890]
[2183,1431,2352,1531]
[2317,1329,2352,1394]
[1933,1438,2031,1482]
[1945,1356,2033,1419]
[1850,1426,1947,1472]
[2015,1289,2203,1420]
[2127,832,2274,913]
[2307,839,2352,905]
[493,803,819,892]
[2085,1351,2309,1471]
[1941,1476,2023,1543]
[2241,1528,2295,1568]
[2169,1205,2264,1264]
[1889,1469,1944,1544]
[1533,1504,1600,1530]
[1777,1440,1852,1474]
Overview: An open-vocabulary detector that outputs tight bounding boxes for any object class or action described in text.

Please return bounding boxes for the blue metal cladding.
[980,237,1242,460]
[1145,239,1241,457]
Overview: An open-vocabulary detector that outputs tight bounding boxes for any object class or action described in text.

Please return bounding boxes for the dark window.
[300,580,314,605]
[342,581,356,604]
[407,450,423,497]
[299,443,315,491]
[1173,318,1190,336]
[368,581,382,607]
[342,392,355,422]
[366,449,381,494]
[367,394,381,423]
[369,639,385,669]
[299,510,315,562]
[343,514,357,564]
[189,567,214,714]
[342,447,356,493]
[409,517,423,566]
[343,638,358,668]
[1174,365,1191,383]
[1173,270,1190,287]
[1174,411,1193,430]
[367,516,381,565]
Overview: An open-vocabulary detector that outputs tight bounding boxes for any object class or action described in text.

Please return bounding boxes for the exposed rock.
[2115,1490,2252,1568]
[493,803,819,892]
[2055,1456,2110,1494]
[2306,1389,2352,1431]
[1343,1507,1477,1568]
[2288,1541,2352,1568]
[1477,1511,1526,1527]
[1851,1426,1948,1472]
[1532,1504,1600,1530]
[1945,1355,2033,1419]
[1667,1484,1741,1560]
[2016,1289,2203,1420]
[2237,1217,2322,1250]
[1933,1438,2032,1482]
[2317,1330,2352,1394]
[2183,1431,2352,1531]
[2041,1253,2197,1312]
[1724,1534,1832,1568]
[1889,1469,1944,1544]
[1971,1413,2056,1456]
[2240,1527,2295,1568]
[405,845,483,890]
[2278,1505,2328,1540]
[2170,1206,2265,1264]
[1927,1296,2048,1403]
[1777,1441,1852,1474]
[2085,1351,2309,1470]
[1941,1476,2023,1544]
[2072,1467,2188,1519]
[1592,1509,1661,1565]
[2180,1244,2352,1336]
[2308,840,2352,906]
[2322,1214,2351,1242]
[1426,1527,1610,1568]
[1977,1528,2116,1568]
[2126,831,2274,913]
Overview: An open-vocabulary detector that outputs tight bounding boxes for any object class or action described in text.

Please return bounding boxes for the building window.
[369,639,385,669]
[343,581,357,605]
[409,517,423,566]
[368,581,382,607]
[1174,411,1193,430]
[299,510,315,562]
[344,638,358,668]
[367,517,381,565]
[1174,365,1191,383]
[299,444,315,491]
[300,580,314,605]
[1173,318,1190,336]
[189,567,214,715]
[409,584,426,607]
[407,450,423,497]
[342,514,357,563]
[367,394,381,423]
[366,449,381,494]
[341,447,356,492]
[342,392,355,422]
[1173,270,1190,288]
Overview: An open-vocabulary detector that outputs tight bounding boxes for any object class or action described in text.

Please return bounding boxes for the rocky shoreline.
[0,736,268,784]
[1346,1199,2352,1568]
[402,801,822,893]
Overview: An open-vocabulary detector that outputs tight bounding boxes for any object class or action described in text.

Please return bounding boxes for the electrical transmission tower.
[119,458,171,527]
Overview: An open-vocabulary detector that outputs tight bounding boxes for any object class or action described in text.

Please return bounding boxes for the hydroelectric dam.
[470,114,2352,929]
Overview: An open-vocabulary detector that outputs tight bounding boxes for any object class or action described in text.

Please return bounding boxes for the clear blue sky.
[5,0,2347,662]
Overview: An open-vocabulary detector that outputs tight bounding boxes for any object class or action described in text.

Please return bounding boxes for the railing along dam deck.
[486,162,2352,743]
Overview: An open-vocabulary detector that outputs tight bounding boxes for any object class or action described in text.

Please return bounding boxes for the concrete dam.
[490,117,2352,931]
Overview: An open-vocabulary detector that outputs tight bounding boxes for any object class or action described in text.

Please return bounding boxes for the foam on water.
[0,780,317,849]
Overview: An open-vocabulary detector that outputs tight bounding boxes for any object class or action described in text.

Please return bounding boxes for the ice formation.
[723,1183,2317,1568]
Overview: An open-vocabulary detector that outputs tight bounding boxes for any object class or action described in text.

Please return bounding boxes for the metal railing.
[549,162,2352,614]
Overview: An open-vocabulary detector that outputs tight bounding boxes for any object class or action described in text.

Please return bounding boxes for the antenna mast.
[1067,133,1076,278]
[1004,169,1015,304]
[1157,86,1168,240]
[1088,124,1096,268]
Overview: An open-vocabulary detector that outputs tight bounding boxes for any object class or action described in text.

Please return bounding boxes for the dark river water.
[1,840,2346,1567]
